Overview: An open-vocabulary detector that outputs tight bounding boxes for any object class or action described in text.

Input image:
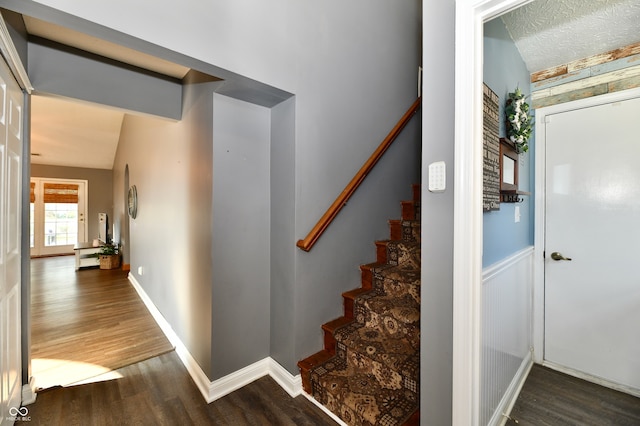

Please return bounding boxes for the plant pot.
[99,254,121,270]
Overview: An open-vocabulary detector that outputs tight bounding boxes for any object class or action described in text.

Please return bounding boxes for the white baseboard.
[490,351,533,426]
[542,361,640,399]
[301,391,349,426]
[21,376,37,406]
[127,274,302,403]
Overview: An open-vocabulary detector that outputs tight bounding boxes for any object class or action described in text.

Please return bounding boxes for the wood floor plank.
[23,352,336,425]
[31,256,174,389]
[507,364,640,426]
[27,256,336,424]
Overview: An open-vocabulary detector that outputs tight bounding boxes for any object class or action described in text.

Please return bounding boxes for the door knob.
[550,252,572,261]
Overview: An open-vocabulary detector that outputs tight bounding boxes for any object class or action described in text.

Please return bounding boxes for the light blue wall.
[483,18,534,267]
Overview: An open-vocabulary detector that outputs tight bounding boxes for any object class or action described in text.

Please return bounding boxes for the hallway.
[30,256,173,389]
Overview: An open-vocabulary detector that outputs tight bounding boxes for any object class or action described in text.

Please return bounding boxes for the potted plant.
[99,243,120,270]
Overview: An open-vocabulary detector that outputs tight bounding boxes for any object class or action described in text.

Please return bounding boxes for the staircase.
[298,185,420,426]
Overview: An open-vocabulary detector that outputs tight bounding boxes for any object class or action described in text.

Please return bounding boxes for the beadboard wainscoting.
[128,274,303,403]
[481,247,534,426]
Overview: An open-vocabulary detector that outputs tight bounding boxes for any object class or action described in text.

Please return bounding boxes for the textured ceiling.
[501,0,640,72]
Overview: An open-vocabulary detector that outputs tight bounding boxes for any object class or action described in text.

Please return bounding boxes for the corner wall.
[421,1,455,424]
[112,75,220,378]
[210,93,271,379]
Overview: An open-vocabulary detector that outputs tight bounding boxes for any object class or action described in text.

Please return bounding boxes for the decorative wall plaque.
[483,83,501,211]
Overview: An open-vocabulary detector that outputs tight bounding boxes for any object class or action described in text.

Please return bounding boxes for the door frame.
[30,177,88,257]
[532,86,640,368]
[453,0,534,424]
[0,10,35,407]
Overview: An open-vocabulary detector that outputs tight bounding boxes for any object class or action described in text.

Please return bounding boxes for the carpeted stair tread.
[356,292,420,328]
[376,240,420,268]
[310,353,418,426]
[332,321,418,372]
[300,185,421,425]
[365,264,421,306]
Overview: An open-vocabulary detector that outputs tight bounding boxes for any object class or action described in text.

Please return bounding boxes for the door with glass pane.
[30,178,87,256]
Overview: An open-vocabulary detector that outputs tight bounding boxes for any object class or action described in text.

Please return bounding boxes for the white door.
[30,178,87,257]
[0,59,23,424]
[544,95,640,392]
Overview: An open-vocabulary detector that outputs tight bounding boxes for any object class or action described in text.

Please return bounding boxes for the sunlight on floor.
[33,358,124,390]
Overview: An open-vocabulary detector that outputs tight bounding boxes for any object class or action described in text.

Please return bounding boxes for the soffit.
[23,15,190,79]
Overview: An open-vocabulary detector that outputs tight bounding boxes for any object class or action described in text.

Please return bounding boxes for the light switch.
[428,161,446,192]
[515,206,521,223]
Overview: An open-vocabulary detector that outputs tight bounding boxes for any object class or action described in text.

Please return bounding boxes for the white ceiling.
[31,95,125,170]
[501,0,640,73]
[24,0,640,169]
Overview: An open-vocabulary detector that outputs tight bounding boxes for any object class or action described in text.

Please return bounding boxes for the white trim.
[267,358,303,398]
[482,246,534,282]
[127,274,304,404]
[0,13,33,93]
[532,86,640,363]
[453,1,535,424]
[301,391,349,426]
[542,360,640,399]
[21,377,37,406]
[490,352,532,426]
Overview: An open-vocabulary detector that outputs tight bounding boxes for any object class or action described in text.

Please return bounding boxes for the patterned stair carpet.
[299,186,420,426]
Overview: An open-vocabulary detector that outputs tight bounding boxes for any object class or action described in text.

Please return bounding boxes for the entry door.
[545,95,640,392]
[0,59,23,424]
[30,178,87,257]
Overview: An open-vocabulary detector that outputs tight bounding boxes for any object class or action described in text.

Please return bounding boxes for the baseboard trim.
[490,351,533,426]
[302,391,348,426]
[542,360,640,399]
[128,273,303,403]
[21,376,37,406]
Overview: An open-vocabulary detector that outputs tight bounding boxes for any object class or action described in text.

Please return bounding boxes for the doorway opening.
[30,177,87,257]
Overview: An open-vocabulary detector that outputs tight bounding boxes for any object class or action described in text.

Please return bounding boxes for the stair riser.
[389,220,421,243]
[401,200,420,220]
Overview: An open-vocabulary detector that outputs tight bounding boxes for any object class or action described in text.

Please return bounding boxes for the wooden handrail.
[297,97,422,252]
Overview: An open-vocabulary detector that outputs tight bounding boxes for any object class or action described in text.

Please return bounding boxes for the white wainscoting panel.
[481,247,534,425]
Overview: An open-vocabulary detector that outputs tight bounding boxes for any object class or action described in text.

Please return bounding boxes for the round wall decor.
[128,185,138,219]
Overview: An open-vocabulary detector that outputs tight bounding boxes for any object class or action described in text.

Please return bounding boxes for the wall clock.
[128,185,138,219]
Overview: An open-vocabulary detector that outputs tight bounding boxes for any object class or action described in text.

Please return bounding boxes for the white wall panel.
[481,247,533,425]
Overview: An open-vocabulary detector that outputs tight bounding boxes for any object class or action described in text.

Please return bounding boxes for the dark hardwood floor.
[20,351,336,425]
[26,256,337,425]
[506,364,640,426]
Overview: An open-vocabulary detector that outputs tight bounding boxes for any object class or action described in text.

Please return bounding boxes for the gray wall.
[112,75,220,378]
[14,0,422,386]
[1,9,28,68]
[421,1,455,424]
[28,37,182,120]
[270,97,296,370]
[30,164,113,241]
[211,94,271,378]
